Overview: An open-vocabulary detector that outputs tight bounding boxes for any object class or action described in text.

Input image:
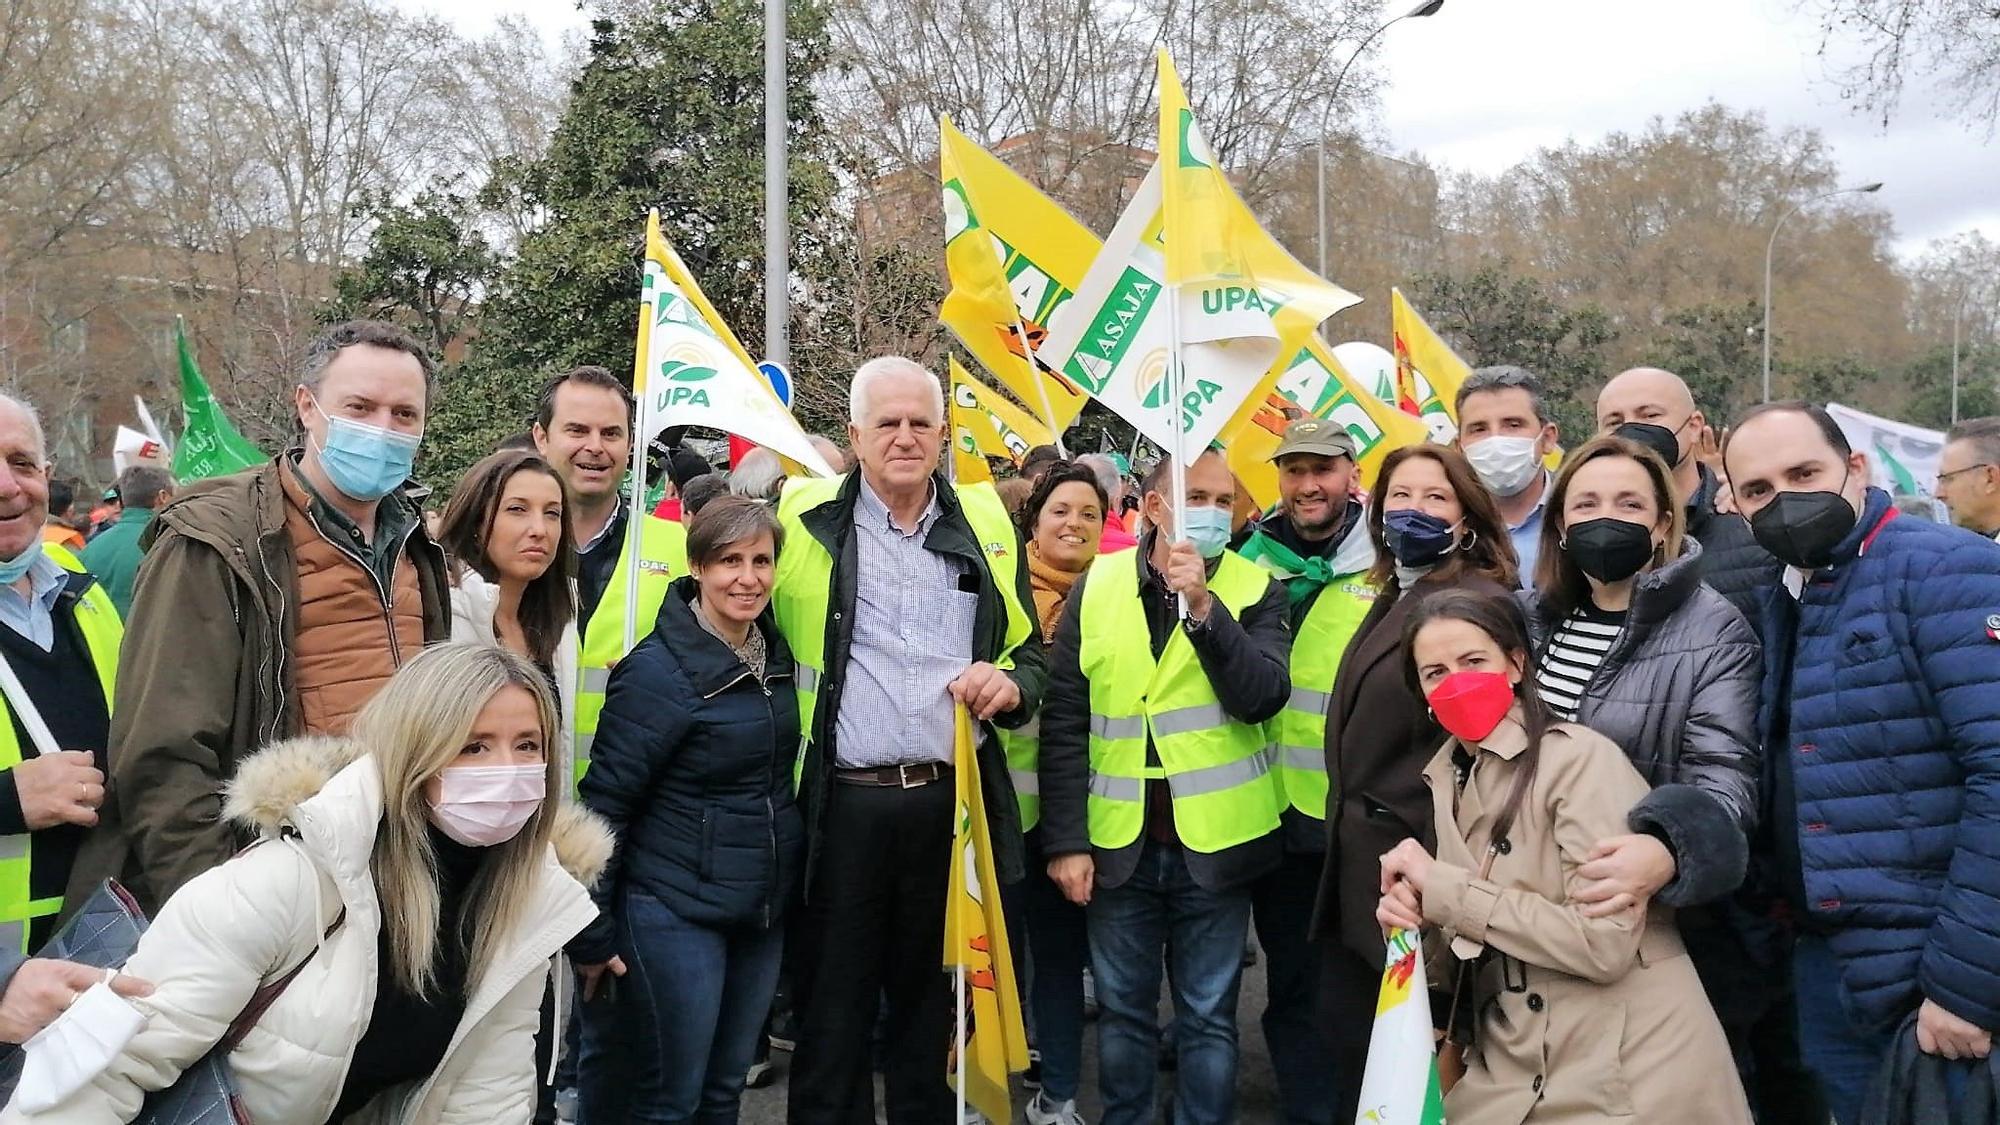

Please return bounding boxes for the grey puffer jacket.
[1522,538,1761,907]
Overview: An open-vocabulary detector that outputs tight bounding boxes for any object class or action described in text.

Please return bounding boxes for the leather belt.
[834,762,952,788]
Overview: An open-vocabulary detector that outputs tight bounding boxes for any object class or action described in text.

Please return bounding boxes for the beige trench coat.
[1419,715,1751,1124]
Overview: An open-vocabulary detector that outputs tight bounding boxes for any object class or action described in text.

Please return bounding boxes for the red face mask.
[1427,670,1516,744]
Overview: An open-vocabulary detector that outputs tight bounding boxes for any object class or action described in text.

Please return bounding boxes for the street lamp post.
[1952,295,1964,425]
[1314,0,1444,284]
[764,0,788,367]
[1760,180,1883,403]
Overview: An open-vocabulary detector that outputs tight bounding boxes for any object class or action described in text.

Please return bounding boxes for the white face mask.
[427,763,545,848]
[15,976,147,1112]
[1466,435,1543,497]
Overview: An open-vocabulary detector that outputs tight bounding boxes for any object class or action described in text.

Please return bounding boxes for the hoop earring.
[1461,528,1480,552]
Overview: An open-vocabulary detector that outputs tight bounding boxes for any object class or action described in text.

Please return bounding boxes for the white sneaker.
[1025,1091,1087,1125]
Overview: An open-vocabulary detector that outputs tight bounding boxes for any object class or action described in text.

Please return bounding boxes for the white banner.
[1826,402,1945,500]
[1039,166,1285,456]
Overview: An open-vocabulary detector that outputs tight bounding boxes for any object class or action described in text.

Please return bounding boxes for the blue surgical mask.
[308,397,421,502]
[0,538,42,585]
[1181,505,1233,560]
[1383,508,1459,568]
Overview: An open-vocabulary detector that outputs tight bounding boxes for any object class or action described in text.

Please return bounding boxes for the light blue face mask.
[0,538,42,585]
[1181,504,1233,560]
[308,397,422,502]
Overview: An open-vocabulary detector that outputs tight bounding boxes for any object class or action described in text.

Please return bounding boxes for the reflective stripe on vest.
[573,515,687,789]
[1000,714,1040,829]
[1077,550,1281,854]
[771,475,1034,791]
[0,546,120,951]
[1264,576,1373,821]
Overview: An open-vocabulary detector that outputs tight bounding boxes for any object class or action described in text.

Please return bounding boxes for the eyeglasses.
[1937,463,1993,483]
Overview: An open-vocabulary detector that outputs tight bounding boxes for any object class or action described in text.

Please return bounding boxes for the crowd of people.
[0,317,1991,1125]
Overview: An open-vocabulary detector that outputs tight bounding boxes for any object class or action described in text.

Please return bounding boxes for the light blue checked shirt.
[0,551,69,652]
[832,480,975,768]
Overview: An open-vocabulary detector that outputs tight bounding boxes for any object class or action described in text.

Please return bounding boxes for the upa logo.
[1135,349,1172,410]
[654,344,719,409]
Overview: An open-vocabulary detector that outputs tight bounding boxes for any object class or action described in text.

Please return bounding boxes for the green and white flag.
[1355,927,1447,1125]
[1825,403,1944,501]
[172,318,265,481]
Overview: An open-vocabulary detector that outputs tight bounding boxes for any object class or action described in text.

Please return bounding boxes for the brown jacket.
[1422,716,1749,1124]
[1311,569,1513,964]
[65,457,449,913]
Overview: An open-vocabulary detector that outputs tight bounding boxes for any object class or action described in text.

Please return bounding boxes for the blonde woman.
[18,644,612,1123]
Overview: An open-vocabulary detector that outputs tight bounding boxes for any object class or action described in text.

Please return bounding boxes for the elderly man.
[771,356,1042,1124]
[1936,416,2000,541]
[1597,366,1781,624]
[1725,402,2000,1123]
[70,321,451,911]
[0,395,120,952]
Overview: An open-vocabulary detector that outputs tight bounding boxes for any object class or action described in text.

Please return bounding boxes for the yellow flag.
[938,118,1090,433]
[1223,338,1435,505]
[1156,50,1359,378]
[950,358,1053,466]
[1391,287,1470,428]
[944,707,1030,1120]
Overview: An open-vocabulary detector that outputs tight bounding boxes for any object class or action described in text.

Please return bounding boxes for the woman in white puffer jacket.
[19,644,611,1124]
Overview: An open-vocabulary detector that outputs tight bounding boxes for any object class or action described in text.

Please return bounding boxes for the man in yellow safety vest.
[532,365,689,787]
[1038,448,1293,1125]
[1232,419,1377,1124]
[0,394,119,954]
[770,356,1041,1125]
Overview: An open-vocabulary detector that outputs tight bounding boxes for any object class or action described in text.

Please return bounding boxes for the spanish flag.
[944,707,1030,1120]
[1390,287,1470,424]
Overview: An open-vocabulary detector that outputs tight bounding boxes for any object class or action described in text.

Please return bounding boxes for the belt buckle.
[898,763,924,789]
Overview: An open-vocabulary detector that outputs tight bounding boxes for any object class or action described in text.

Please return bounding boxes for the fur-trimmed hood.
[224,734,612,890]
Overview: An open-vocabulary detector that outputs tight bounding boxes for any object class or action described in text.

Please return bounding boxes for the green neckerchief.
[1237,528,1336,608]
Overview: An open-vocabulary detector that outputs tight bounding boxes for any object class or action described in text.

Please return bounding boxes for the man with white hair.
[1076,452,1138,553]
[770,356,1042,1124]
[728,447,787,502]
[809,434,849,475]
[0,394,120,952]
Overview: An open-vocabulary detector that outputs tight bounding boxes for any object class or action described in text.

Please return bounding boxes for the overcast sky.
[415,0,1997,261]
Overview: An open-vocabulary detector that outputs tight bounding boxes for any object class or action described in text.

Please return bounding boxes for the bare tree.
[1805,0,2000,131]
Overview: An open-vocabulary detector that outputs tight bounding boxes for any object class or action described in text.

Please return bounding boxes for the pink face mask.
[427,764,545,847]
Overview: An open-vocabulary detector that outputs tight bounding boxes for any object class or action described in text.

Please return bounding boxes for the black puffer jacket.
[1523,538,1761,907]
[1686,463,1782,633]
[580,577,805,930]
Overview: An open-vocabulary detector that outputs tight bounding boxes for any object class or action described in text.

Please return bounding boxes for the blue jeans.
[1017,838,1088,1103]
[583,887,785,1124]
[1251,850,1332,1124]
[1794,933,1976,1124]
[1087,838,1253,1125]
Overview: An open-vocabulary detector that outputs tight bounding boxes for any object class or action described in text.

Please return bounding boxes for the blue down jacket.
[580,577,804,930]
[1760,486,2000,1032]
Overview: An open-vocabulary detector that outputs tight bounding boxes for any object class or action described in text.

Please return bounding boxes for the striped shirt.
[1535,604,1628,720]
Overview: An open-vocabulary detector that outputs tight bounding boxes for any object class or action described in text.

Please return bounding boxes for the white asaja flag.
[1038,166,1290,455]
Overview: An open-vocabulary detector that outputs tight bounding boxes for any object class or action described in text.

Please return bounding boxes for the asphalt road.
[737,955,1285,1124]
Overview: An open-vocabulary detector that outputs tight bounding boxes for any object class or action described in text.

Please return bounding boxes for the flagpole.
[1011,317,1066,457]
[622,381,648,656]
[954,963,968,1124]
[1166,283,1189,621]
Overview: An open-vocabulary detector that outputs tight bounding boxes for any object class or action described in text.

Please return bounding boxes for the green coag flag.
[172,318,264,481]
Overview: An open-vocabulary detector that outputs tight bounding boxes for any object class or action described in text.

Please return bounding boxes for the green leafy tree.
[1404,265,1616,443]
[1638,301,1764,425]
[324,184,498,354]
[1899,344,2000,429]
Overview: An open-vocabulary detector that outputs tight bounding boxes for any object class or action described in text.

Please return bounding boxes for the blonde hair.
[350,643,561,999]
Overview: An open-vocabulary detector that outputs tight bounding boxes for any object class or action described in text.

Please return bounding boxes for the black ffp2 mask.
[1562,517,1657,584]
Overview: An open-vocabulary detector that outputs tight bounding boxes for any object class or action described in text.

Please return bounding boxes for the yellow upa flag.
[944,706,1031,1120]
[950,357,1052,466]
[1156,50,1360,383]
[1391,286,1470,431]
[938,118,1090,433]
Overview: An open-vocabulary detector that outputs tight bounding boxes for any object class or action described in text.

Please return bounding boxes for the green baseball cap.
[1270,418,1357,461]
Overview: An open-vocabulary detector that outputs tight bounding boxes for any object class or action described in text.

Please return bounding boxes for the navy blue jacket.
[1759,487,2000,1032]
[580,578,804,930]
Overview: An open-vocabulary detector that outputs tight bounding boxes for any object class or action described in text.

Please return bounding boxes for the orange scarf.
[1026,541,1083,643]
